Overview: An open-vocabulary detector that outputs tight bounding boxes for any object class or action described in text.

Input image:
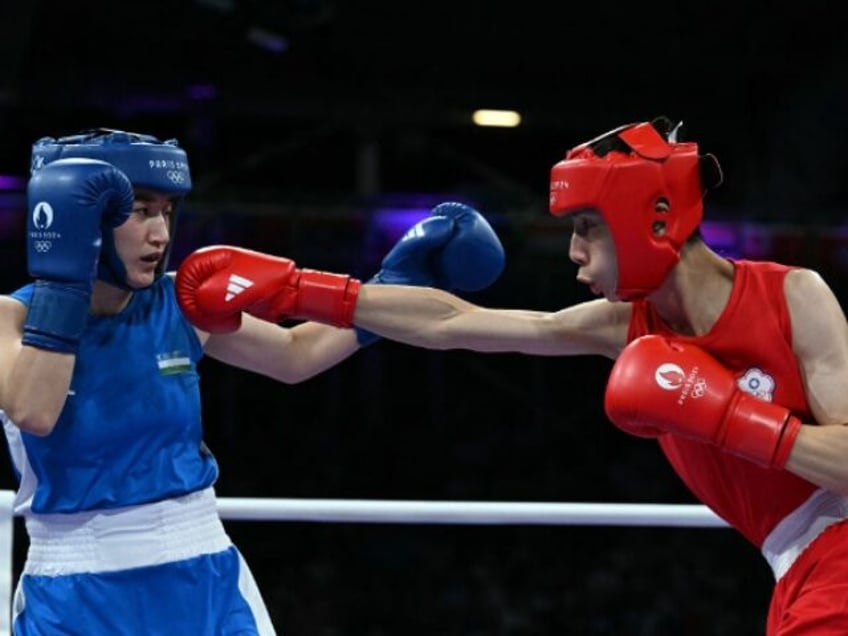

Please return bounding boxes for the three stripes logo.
[402,223,426,242]
[226,274,254,301]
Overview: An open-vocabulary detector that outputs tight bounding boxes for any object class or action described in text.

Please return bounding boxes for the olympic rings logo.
[166,170,186,185]
[33,240,52,253]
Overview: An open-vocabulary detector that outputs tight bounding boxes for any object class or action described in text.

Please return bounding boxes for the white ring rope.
[0,493,728,634]
[215,498,730,528]
[0,491,13,636]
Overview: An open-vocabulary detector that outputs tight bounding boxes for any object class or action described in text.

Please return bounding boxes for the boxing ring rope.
[215,497,730,527]
[0,493,730,635]
[0,490,12,636]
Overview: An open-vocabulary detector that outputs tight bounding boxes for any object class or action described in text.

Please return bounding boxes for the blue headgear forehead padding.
[29,128,192,289]
[31,128,192,195]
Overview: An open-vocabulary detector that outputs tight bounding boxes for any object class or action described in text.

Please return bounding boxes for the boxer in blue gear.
[0,129,506,635]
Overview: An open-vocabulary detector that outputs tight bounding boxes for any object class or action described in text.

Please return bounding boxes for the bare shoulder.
[784,268,844,318]
[784,267,848,357]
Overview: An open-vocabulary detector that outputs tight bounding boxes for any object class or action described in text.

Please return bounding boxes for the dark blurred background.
[2,1,847,634]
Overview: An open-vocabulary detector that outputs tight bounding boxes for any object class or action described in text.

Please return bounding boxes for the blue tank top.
[1,276,218,514]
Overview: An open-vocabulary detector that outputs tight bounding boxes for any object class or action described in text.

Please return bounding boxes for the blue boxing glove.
[24,158,134,353]
[356,201,505,345]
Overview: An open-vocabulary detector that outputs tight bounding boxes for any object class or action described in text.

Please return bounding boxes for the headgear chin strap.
[549,117,722,300]
[30,129,192,290]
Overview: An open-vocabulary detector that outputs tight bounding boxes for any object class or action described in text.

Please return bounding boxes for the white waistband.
[23,487,232,576]
[761,488,848,581]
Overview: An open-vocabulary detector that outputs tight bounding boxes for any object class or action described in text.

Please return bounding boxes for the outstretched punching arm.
[353,287,631,358]
[178,202,517,382]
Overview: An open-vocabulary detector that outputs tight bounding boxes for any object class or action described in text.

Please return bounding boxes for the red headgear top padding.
[549,118,721,299]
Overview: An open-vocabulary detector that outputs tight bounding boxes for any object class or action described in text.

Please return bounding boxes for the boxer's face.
[114,189,174,289]
[568,210,619,300]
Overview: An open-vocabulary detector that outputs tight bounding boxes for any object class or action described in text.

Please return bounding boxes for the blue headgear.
[30,128,192,289]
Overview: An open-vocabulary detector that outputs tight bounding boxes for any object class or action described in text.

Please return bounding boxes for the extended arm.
[200,286,630,384]
[354,285,631,358]
[180,202,519,378]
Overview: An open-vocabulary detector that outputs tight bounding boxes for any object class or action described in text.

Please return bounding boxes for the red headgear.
[549,118,721,299]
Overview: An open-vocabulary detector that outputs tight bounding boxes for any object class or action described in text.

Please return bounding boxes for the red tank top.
[628,259,817,547]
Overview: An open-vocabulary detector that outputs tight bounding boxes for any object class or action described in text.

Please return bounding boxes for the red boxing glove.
[175,245,361,333]
[604,335,801,469]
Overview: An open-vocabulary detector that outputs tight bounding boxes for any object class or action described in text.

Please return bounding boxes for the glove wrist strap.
[295,271,361,327]
[22,280,92,354]
[724,395,800,468]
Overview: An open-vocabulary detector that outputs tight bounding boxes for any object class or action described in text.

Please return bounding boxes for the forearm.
[356,286,623,356]
[277,321,361,382]
[204,314,361,384]
[354,284,472,349]
[785,423,848,495]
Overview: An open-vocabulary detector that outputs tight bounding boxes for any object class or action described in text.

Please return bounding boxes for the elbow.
[277,373,309,386]
[269,367,313,386]
[4,405,57,437]
[416,325,456,351]
[17,415,56,437]
[24,419,56,437]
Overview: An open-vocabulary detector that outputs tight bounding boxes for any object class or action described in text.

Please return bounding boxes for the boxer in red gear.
[348,117,848,634]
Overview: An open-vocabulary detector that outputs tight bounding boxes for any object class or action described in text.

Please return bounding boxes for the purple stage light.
[0,175,25,191]
[370,208,432,244]
[188,84,218,100]
[247,27,289,53]
[701,221,774,260]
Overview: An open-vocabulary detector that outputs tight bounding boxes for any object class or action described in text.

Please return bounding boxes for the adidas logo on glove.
[225,274,254,301]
